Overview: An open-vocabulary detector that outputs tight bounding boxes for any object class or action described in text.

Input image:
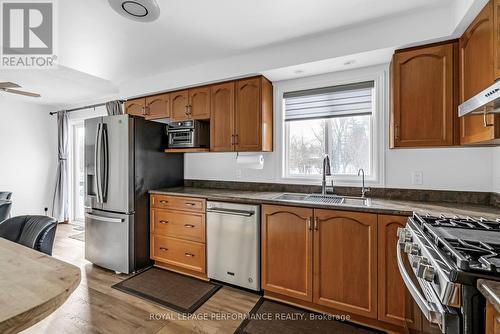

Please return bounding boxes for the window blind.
[284,81,374,121]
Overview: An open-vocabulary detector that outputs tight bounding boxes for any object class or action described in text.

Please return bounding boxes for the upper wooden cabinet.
[170,90,189,121]
[124,98,146,117]
[390,41,458,148]
[313,209,378,319]
[210,82,235,152]
[378,215,422,330]
[261,205,313,302]
[459,0,500,145]
[145,93,170,120]
[211,76,273,152]
[170,87,211,121]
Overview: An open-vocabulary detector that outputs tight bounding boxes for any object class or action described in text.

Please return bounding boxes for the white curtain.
[52,111,69,223]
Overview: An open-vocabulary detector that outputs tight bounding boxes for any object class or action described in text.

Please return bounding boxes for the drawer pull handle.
[184,224,195,228]
[185,252,195,257]
[159,220,169,224]
[185,202,196,206]
[159,247,168,251]
[159,200,168,204]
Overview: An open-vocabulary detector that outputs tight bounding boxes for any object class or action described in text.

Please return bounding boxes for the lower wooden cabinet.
[378,215,422,330]
[261,204,423,331]
[486,300,500,334]
[150,194,207,279]
[261,205,313,301]
[313,209,378,318]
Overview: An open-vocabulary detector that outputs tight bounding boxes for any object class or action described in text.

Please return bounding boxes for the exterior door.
[313,209,378,319]
[100,115,132,214]
[170,90,189,121]
[235,77,262,151]
[189,86,211,120]
[124,98,145,117]
[145,93,170,120]
[377,215,422,330]
[261,205,313,301]
[391,42,456,147]
[210,82,235,152]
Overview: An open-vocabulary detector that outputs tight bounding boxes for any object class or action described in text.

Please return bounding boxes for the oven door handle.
[397,241,444,331]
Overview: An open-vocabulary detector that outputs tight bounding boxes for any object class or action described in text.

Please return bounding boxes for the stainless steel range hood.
[458,81,500,117]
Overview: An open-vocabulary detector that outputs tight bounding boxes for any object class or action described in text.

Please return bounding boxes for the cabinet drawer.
[151,194,205,212]
[152,209,205,243]
[152,235,205,273]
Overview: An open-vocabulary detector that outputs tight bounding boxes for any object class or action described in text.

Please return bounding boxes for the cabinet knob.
[159,200,168,204]
[184,224,195,228]
[159,220,169,224]
[185,252,195,257]
[159,247,168,251]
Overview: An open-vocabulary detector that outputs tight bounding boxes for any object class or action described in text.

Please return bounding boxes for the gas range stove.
[397,213,500,333]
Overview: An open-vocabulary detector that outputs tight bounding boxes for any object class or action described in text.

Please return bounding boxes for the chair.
[0,215,58,255]
[0,201,12,222]
[0,192,12,200]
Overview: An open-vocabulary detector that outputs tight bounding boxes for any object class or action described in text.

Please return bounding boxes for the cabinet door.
[145,93,170,120]
[170,90,189,121]
[262,205,313,302]
[391,42,456,147]
[189,86,210,120]
[124,98,145,117]
[460,1,500,144]
[210,82,235,152]
[378,215,422,330]
[235,77,262,151]
[313,209,378,319]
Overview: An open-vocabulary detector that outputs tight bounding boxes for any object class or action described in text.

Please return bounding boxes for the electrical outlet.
[236,169,242,179]
[412,171,423,185]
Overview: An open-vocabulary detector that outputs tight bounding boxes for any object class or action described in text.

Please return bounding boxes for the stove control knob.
[422,266,435,282]
[397,228,412,242]
[417,264,435,282]
[404,242,419,255]
[411,256,428,269]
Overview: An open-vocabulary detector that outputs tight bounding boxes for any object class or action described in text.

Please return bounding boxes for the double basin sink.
[272,193,371,207]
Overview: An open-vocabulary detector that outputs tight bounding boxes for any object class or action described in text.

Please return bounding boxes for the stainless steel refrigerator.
[84,114,183,274]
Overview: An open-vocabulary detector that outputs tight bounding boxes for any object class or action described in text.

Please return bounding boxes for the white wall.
[493,147,500,194]
[185,65,495,192]
[0,99,58,216]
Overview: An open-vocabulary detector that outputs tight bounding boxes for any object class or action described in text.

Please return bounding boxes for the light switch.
[412,171,423,185]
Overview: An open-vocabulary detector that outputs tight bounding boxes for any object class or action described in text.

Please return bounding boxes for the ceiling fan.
[0,82,40,97]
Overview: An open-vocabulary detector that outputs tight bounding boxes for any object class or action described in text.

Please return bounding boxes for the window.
[70,122,85,224]
[284,81,375,179]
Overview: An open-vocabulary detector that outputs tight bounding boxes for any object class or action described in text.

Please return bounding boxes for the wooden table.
[0,237,81,333]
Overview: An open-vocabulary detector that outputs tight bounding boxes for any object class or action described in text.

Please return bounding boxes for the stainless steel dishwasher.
[206,201,260,291]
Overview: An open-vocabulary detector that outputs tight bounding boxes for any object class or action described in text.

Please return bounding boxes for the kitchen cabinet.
[486,300,500,334]
[210,82,235,152]
[124,98,146,117]
[210,76,273,152]
[170,87,211,121]
[377,215,422,330]
[459,0,500,144]
[261,205,313,301]
[145,93,170,120]
[313,209,378,319]
[170,90,189,121]
[390,41,458,147]
[150,194,207,279]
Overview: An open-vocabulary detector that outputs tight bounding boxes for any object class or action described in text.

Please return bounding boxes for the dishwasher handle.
[207,207,255,217]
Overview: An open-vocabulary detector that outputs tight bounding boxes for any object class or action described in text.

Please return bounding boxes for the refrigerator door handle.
[101,124,109,203]
[85,213,124,223]
[95,123,103,203]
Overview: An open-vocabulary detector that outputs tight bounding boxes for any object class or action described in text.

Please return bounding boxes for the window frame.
[274,65,387,187]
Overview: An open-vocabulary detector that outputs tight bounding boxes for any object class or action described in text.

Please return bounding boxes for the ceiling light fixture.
[108,0,160,22]
[344,60,356,66]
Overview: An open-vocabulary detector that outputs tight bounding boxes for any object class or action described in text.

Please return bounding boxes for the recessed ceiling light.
[108,0,160,22]
[344,60,356,66]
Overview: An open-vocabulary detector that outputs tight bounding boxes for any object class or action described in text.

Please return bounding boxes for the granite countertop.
[478,279,500,313]
[149,187,500,219]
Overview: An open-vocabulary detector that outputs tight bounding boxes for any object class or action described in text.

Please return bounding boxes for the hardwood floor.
[23,224,260,334]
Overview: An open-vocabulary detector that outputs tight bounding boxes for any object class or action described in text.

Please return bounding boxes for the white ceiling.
[0,0,474,107]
